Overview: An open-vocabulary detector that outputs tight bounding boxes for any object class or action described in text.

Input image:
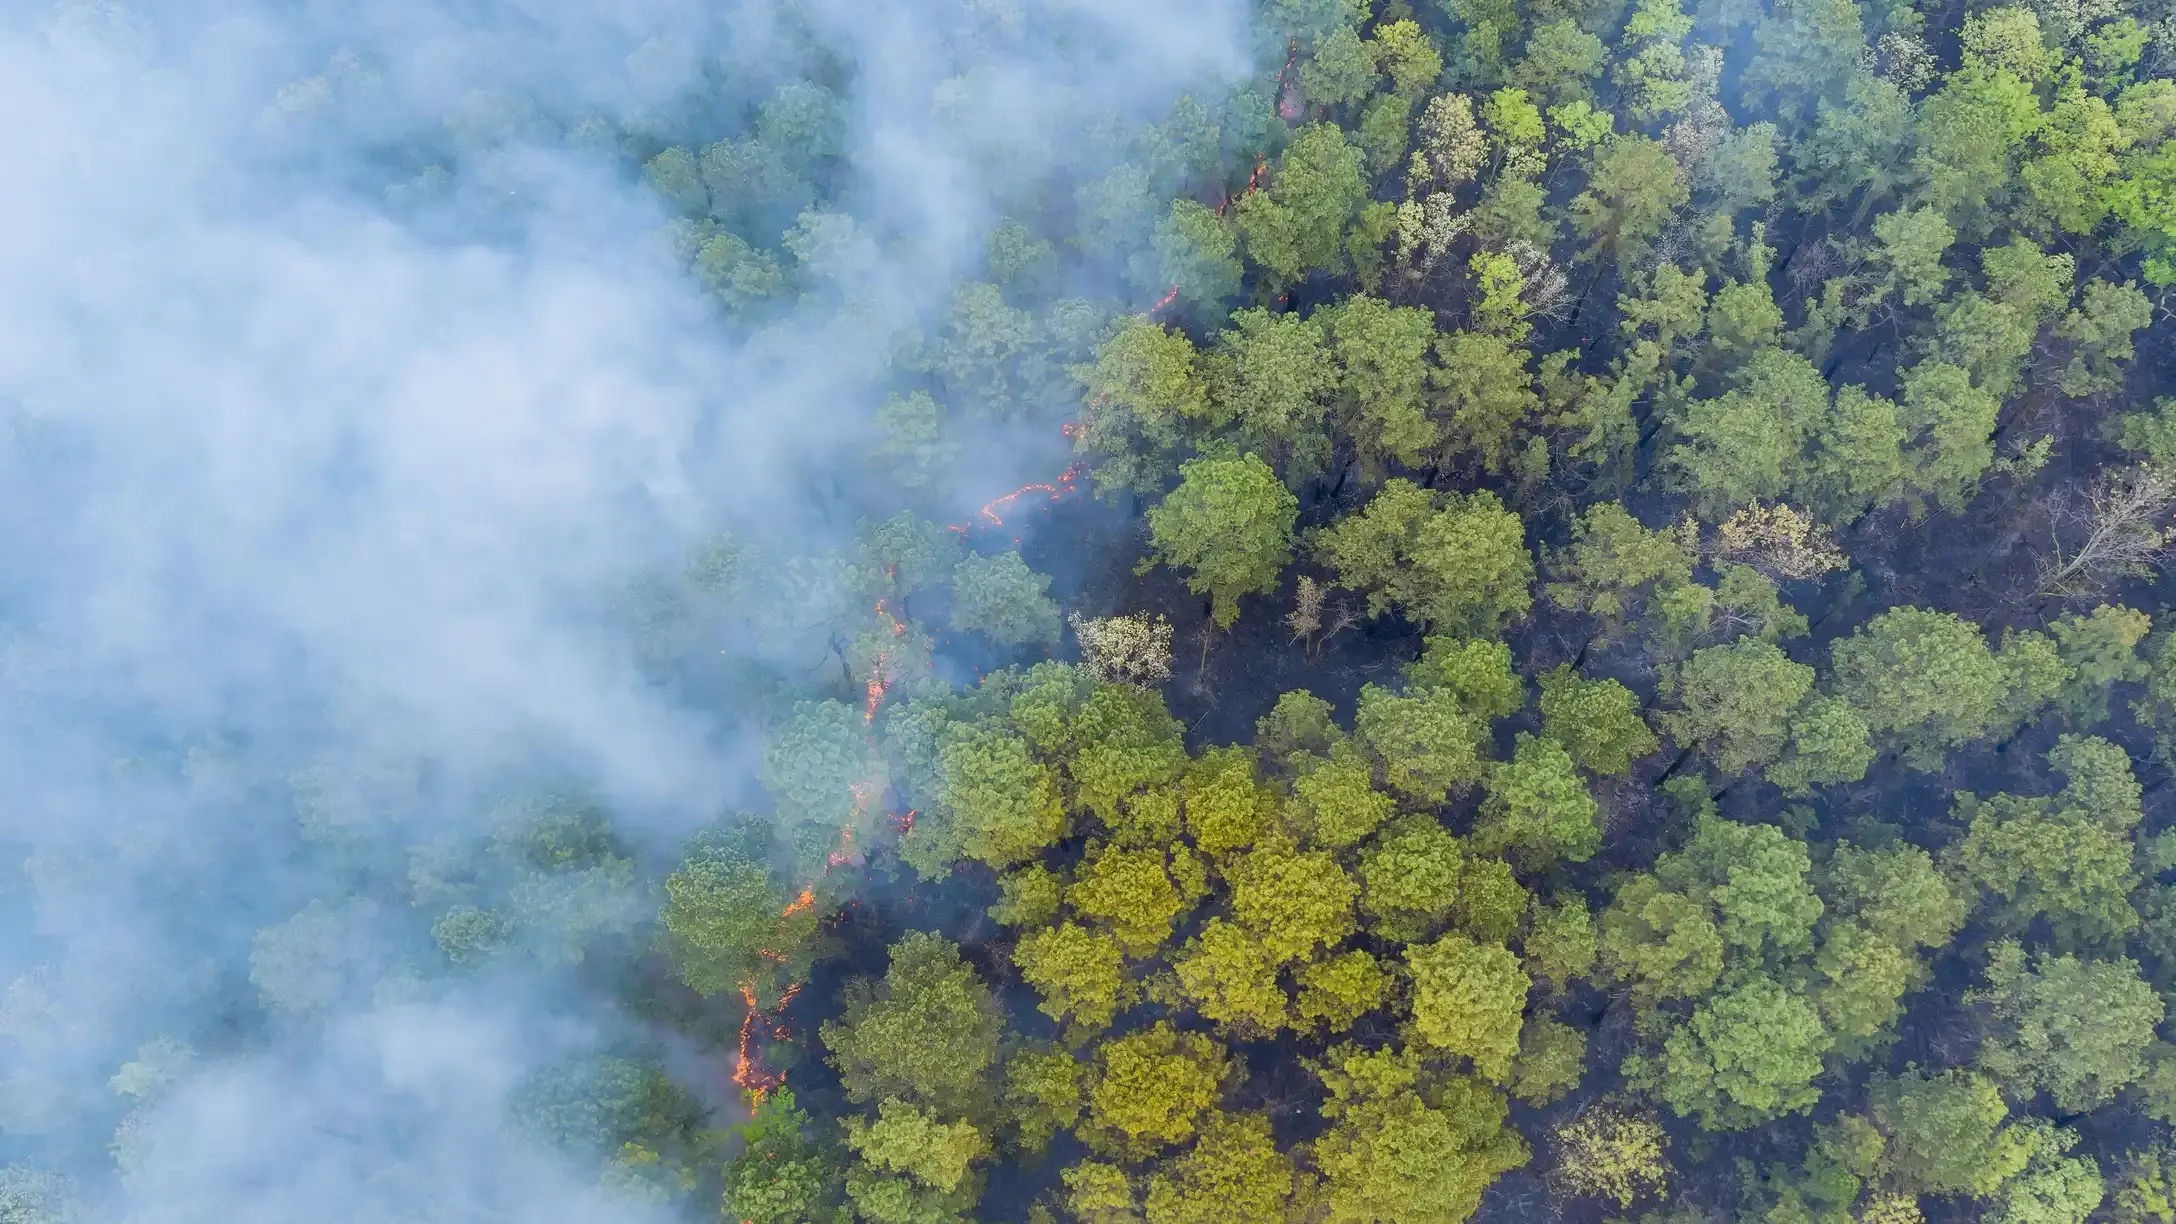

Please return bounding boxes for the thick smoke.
[0,0,1244,1218]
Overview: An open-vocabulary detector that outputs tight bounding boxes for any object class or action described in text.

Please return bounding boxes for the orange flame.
[781,888,815,919]
[733,980,805,1104]
[1148,285,1179,315]
[1217,156,1269,216]
[863,600,904,722]
[1276,37,1303,121]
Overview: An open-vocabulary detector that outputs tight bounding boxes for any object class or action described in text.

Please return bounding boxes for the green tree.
[1014,922,1130,1035]
[1292,752,1397,849]
[1667,347,1841,519]
[763,699,883,833]
[1182,745,1275,857]
[1569,133,1689,269]
[1542,503,1702,640]
[1172,918,1289,1034]
[1210,308,1337,480]
[1407,933,1531,1081]
[1868,1068,2033,1198]
[1973,940,2163,1113]
[2050,604,2151,725]
[1314,479,1534,635]
[1525,897,1596,988]
[1296,949,1392,1032]
[1075,320,1210,495]
[1944,736,2143,946]
[1663,638,1815,776]
[1145,454,1299,628]
[1474,733,1599,868]
[1359,815,1467,943]
[1434,329,1541,472]
[1538,664,1658,775]
[1598,876,1724,1006]
[1511,1016,1588,1105]
[1765,693,1876,795]
[1083,1022,1229,1159]
[1454,857,1530,944]
[1830,607,2063,770]
[659,829,815,1006]
[1323,295,1439,471]
[1396,641,1517,720]
[1067,844,1202,957]
[821,933,1003,1116]
[1142,1111,1296,1224]
[1372,21,1444,104]
[858,513,962,600]
[951,551,1062,647]
[844,1098,989,1204]
[1990,1124,2105,1224]
[1914,36,2047,234]
[1822,844,1968,955]
[1628,973,1831,1129]
[930,726,1067,872]
[1308,1044,1530,1224]
[1070,683,1189,826]
[1354,683,1491,804]
[1510,20,1606,107]
[644,146,707,214]
[1004,1049,1084,1154]
[1227,837,1359,962]
[723,1089,840,1224]
[1149,200,1244,310]
[1236,123,1372,286]
[873,391,959,490]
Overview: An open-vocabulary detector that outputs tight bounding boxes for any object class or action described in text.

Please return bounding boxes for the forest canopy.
[17,0,2176,1221]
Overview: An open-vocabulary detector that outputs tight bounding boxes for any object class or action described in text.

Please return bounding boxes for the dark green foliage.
[1145,454,1299,627]
[1830,607,2066,770]
[1537,664,1658,775]
[951,551,1062,647]
[821,933,1004,1116]
[509,1055,706,1166]
[724,1089,840,1224]
[1313,478,1533,635]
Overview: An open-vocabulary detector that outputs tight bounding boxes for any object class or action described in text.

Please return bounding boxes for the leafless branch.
[2035,464,2176,598]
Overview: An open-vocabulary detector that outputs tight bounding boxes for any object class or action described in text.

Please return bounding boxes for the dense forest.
[9,0,2176,1220]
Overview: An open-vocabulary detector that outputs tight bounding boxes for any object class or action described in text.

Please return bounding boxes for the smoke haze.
[0,0,1246,1217]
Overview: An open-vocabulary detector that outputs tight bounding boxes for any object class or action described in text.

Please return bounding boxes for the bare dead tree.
[1286,575,1325,643]
[1068,611,1174,687]
[1711,503,1850,580]
[2035,464,2176,598]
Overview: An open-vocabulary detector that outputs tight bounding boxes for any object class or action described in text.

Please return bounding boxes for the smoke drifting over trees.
[9,0,2176,1221]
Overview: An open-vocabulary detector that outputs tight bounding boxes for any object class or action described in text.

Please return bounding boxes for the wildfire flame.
[1217,156,1269,217]
[947,461,1085,536]
[1276,37,1303,121]
[863,597,908,722]
[733,981,801,1103]
[1148,285,1179,315]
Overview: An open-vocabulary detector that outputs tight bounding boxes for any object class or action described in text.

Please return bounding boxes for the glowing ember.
[1217,156,1269,216]
[953,462,1084,532]
[862,600,907,722]
[1276,37,1303,120]
[733,981,800,1103]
